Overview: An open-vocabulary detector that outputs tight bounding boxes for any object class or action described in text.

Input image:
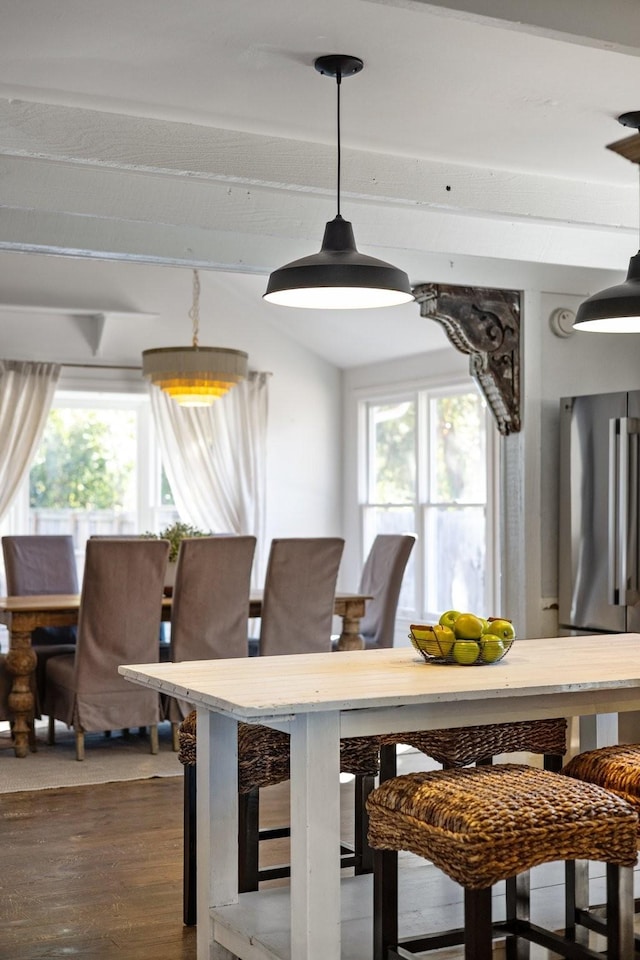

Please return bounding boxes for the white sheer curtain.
[0,360,60,522]
[149,371,269,571]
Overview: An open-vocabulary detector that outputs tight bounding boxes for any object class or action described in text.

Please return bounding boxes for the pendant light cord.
[336,69,342,218]
[189,268,200,348]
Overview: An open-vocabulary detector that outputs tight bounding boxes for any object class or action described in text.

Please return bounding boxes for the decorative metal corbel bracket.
[413,282,521,435]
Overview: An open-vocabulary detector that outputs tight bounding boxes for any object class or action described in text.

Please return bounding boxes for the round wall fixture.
[549,308,576,338]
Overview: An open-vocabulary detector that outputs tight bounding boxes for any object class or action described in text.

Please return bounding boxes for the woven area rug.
[0,719,182,793]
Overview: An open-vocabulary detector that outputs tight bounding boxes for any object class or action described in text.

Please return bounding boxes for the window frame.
[357,375,500,633]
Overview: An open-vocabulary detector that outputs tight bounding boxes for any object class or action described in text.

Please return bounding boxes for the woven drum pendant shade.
[142,270,248,406]
[142,345,249,406]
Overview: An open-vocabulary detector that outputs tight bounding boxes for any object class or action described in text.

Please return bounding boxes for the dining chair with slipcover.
[355,533,416,649]
[253,536,346,657]
[2,534,79,713]
[43,537,169,760]
[242,537,353,882]
[89,534,172,657]
[163,534,256,748]
[2,534,79,607]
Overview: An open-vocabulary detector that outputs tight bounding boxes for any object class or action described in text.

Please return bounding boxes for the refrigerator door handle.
[617,417,630,606]
[615,417,640,607]
[625,418,640,606]
[608,417,620,605]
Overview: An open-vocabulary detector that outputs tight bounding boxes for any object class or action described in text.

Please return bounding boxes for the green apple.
[480,634,505,663]
[487,618,516,642]
[439,610,461,629]
[424,624,455,657]
[453,640,480,665]
[453,613,484,641]
[409,625,431,655]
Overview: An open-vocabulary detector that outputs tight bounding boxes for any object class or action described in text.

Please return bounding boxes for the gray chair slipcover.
[2,534,80,714]
[90,534,170,654]
[164,535,256,725]
[358,534,416,649]
[258,537,345,656]
[43,538,169,756]
[3,535,79,598]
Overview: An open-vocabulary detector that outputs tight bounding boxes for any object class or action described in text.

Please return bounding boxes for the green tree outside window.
[30,409,134,510]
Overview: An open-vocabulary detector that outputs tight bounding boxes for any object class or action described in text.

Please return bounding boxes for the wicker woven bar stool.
[563,743,640,949]
[379,716,568,776]
[177,710,381,925]
[367,763,638,960]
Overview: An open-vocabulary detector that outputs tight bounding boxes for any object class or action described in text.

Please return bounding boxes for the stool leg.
[543,753,563,773]
[565,860,590,946]
[354,774,375,875]
[238,788,260,893]
[505,873,530,960]
[606,863,634,960]
[373,848,398,960]
[183,764,197,926]
[464,887,492,960]
[379,742,397,782]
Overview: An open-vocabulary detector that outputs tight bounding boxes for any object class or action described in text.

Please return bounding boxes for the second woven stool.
[563,742,640,948]
[367,763,638,960]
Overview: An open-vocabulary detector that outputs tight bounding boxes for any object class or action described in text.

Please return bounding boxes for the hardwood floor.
[2,776,194,960]
[0,772,338,960]
[1,758,637,960]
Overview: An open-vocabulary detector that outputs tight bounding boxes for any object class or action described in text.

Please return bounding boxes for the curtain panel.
[0,360,61,522]
[149,371,269,576]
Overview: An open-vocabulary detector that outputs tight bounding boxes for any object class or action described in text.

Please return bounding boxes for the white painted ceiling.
[2,0,640,366]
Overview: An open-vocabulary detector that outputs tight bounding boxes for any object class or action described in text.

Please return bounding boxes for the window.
[3,391,179,581]
[360,380,498,627]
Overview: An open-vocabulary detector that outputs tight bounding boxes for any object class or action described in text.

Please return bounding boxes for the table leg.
[335,600,366,651]
[6,627,37,758]
[197,710,239,960]
[289,711,341,960]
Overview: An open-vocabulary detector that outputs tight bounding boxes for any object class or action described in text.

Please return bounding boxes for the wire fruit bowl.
[409,625,514,666]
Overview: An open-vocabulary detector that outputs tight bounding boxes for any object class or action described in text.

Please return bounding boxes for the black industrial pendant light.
[575,111,640,333]
[264,55,414,310]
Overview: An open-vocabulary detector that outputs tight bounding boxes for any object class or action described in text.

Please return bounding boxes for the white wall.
[0,252,343,580]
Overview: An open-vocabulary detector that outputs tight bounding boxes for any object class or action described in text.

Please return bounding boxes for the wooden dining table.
[0,590,370,758]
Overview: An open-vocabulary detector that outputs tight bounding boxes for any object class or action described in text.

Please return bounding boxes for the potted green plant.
[143,520,211,590]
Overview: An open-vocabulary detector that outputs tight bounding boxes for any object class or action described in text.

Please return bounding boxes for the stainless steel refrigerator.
[559,390,640,634]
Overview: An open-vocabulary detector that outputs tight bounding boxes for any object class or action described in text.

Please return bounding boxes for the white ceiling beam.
[0,100,634,231]
[0,172,634,276]
[380,0,640,55]
[0,101,636,276]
